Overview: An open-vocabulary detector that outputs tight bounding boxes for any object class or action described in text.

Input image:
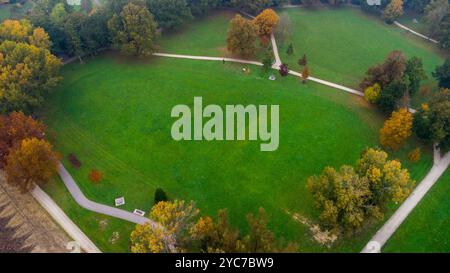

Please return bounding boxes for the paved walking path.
[361,149,450,253]
[58,164,159,227]
[154,52,365,97]
[271,33,282,67]
[394,21,439,44]
[31,185,101,253]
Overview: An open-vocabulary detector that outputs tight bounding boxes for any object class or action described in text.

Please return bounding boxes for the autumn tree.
[413,89,450,150]
[226,14,258,57]
[364,83,382,103]
[108,2,159,57]
[408,147,421,162]
[243,208,298,253]
[307,165,372,232]
[253,9,279,37]
[308,148,414,233]
[5,138,59,193]
[130,224,175,253]
[0,112,46,167]
[383,0,404,23]
[0,20,61,113]
[380,108,413,150]
[361,51,425,113]
[130,200,199,252]
[302,66,310,83]
[356,148,414,207]
[190,209,244,253]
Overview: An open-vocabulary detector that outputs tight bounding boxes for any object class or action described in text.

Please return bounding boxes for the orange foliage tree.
[5,138,58,193]
[380,108,413,150]
[89,169,103,183]
[0,112,46,167]
[253,9,279,37]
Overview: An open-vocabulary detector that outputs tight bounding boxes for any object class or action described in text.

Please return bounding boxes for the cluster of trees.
[361,50,426,113]
[307,148,414,233]
[0,19,62,114]
[227,9,279,57]
[0,112,58,193]
[363,53,449,152]
[370,0,450,49]
[130,200,298,253]
[413,88,450,150]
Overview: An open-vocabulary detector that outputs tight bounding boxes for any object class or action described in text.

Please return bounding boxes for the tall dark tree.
[433,59,450,89]
[146,0,192,29]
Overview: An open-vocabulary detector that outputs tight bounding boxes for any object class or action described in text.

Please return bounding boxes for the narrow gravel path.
[394,21,439,44]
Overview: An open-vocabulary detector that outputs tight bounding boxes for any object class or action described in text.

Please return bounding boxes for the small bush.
[364,83,381,104]
[279,64,289,77]
[154,188,168,204]
[89,169,103,184]
[68,153,81,169]
[408,148,421,163]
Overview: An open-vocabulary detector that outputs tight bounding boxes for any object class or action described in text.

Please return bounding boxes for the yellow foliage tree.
[383,0,404,23]
[380,108,413,150]
[364,83,381,103]
[408,147,421,162]
[253,9,279,37]
[130,224,175,253]
[5,138,59,193]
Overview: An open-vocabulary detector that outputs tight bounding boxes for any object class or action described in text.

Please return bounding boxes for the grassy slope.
[276,7,447,107]
[157,10,271,61]
[41,54,432,252]
[383,169,450,253]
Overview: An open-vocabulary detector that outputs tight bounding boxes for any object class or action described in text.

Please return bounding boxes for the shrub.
[279,64,289,77]
[89,169,103,184]
[154,187,168,204]
[68,153,81,169]
[408,148,421,163]
[364,83,381,103]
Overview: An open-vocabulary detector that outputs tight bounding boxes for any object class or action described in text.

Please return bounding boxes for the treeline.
[25,0,290,59]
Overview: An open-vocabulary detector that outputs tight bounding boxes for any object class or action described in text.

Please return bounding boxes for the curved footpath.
[58,164,159,228]
[34,19,446,252]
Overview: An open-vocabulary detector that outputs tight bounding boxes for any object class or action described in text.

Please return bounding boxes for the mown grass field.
[41,53,433,252]
[383,169,450,253]
[276,7,447,107]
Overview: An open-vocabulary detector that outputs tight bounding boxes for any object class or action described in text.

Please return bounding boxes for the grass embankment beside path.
[276,7,447,107]
[41,53,432,252]
[383,169,450,253]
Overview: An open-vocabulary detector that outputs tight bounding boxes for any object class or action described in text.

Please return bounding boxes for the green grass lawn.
[276,7,447,107]
[157,11,235,57]
[40,53,433,252]
[0,5,12,22]
[383,169,450,253]
[397,12,429,36]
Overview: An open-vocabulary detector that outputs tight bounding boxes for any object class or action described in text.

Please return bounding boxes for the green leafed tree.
[108,2,159,57]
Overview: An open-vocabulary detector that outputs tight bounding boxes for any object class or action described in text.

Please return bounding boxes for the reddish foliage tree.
[0,112,46,167]
[279,64,289,77]
[89,169,103,184]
